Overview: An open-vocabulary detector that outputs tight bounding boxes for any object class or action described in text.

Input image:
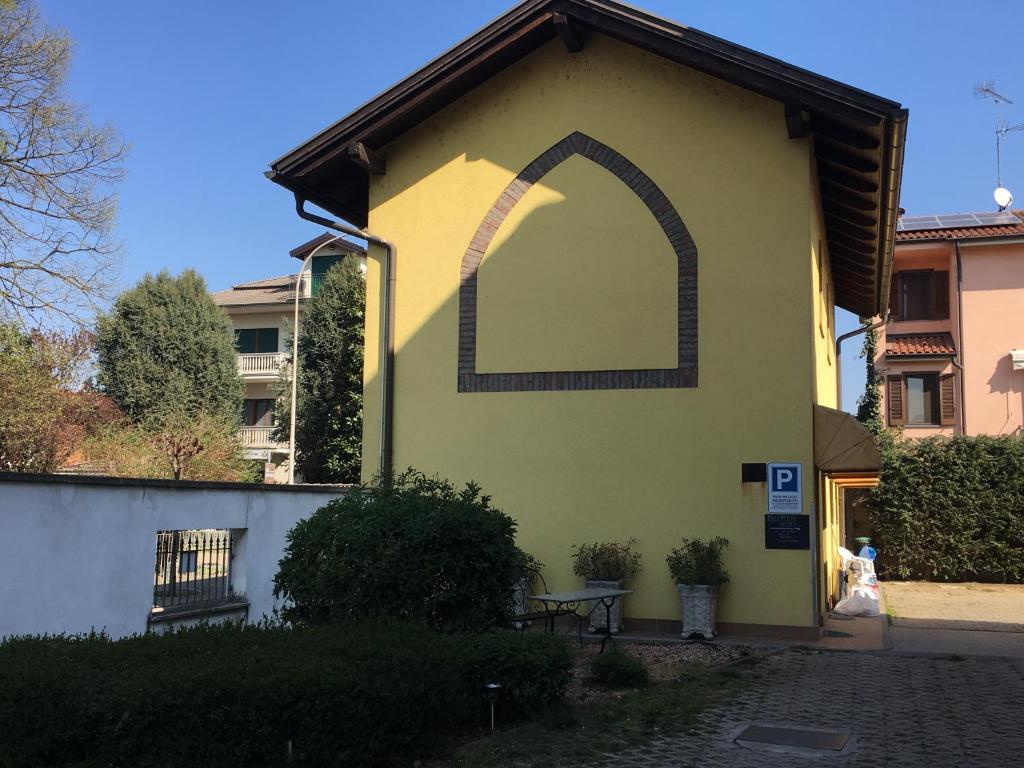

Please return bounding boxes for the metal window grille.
[153,529,234,610]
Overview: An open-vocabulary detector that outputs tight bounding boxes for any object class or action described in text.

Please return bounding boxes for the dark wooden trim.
[553,11,582,52]
[785,103,807,139]
[457,131,697,393]
[347,142,386,175]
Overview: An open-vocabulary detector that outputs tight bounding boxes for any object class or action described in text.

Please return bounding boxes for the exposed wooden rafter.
[347,142,386,175]
[785,103,808,139]
[553,11,582,52]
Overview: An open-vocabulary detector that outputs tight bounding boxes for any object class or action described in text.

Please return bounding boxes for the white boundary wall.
[0,474,347,640]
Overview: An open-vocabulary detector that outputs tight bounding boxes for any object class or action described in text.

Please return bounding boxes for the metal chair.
[511,566,578,634]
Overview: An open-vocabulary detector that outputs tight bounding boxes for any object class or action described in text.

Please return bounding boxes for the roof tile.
[896,211,1024,241]
[886,333,957,357]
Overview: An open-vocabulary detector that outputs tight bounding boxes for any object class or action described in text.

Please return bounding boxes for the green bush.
[870,435,1024,582]
[666,537,730,585]
[275,470,522,631]
[571,539,642,582]
[0,622,572,767]
[589,648,650,689]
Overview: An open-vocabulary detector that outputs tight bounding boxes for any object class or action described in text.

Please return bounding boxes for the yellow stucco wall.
[361,35,824,629]
[809,159,841,610]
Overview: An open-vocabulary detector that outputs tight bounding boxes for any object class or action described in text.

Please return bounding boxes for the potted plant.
[666,537,729,640]
[571,539,642,634]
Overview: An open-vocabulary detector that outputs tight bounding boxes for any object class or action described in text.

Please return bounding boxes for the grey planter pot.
[677,584,719,640]
[586,579,623,634]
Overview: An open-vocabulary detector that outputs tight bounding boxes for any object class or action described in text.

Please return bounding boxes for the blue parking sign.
[767,462,802,514]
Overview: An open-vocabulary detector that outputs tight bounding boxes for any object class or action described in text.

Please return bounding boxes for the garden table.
[530,587,632,652]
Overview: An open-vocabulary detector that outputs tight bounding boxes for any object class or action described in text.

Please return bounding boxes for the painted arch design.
[457,131,697,392]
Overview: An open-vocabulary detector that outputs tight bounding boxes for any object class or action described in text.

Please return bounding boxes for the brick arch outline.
[458,130,697,393]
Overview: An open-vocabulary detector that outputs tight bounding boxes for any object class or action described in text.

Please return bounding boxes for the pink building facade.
[878,212,1024,437]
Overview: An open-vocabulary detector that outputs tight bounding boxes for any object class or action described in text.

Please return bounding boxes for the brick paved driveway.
[596,649,1024,767]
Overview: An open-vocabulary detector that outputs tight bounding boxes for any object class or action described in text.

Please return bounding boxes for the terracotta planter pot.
[677,584,719,639]
[585,579,623,634]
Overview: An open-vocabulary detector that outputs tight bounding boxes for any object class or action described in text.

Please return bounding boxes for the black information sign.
[765,514,810,550]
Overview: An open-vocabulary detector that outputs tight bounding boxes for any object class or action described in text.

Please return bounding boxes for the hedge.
[0,622,572,768]
[869,434,1024,582]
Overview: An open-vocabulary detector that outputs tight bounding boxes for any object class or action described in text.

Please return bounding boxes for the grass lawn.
[441,647,761,767]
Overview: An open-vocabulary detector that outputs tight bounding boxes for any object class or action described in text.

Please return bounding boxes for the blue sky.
[43,0,1024,411]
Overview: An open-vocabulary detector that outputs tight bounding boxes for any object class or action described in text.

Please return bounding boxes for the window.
[899,272,933,320]
[234,327,279,353]
[887,372,956,428]
[892,270,949,321]
[242,399,275,427]
[905,373,939,424]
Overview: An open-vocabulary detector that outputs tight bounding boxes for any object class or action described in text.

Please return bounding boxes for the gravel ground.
[568,640,754,703]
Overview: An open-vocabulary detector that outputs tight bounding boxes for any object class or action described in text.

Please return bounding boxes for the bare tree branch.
[0,1,126,329]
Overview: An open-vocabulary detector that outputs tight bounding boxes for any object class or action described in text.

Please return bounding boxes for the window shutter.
[889,275,900,320]
[887,375,905,426]
[939,373,956,426]
[934,270,950,319]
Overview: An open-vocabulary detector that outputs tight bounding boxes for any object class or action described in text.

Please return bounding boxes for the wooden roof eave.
[266,0,906,315]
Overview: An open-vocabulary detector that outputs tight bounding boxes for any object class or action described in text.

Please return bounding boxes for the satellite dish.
[995,187,1014,210]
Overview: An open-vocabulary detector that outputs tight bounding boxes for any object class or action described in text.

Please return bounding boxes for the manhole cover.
[732,723,853,755]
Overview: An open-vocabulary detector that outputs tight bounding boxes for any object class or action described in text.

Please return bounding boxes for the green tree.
[0,322,107,471]
[275,260,364,483]
[95,270,243,425]
[0,1,127,328]
[855,323,883,435]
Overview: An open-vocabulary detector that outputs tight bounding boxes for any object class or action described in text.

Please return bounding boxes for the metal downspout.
[834,314,890,409]
[954,241,967,434]
[293,194,397,483]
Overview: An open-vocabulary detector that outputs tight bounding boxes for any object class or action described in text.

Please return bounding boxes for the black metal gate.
[153,529,233,609]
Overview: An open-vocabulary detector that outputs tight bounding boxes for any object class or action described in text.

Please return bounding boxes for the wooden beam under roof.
[347,142,386,175]
[553,11,583,52]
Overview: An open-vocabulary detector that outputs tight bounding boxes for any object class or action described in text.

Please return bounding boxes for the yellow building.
[268,0,905,638]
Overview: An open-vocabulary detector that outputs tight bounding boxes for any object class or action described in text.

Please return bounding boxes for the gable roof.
[267,0,907,317]
[289,232,367,261]
[211,275,297,307]
[895,211,1024,242]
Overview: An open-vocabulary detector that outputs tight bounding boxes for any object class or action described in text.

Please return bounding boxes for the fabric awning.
[813,405,881,474]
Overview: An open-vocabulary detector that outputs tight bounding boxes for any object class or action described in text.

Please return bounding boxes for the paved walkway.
[596,649,1024,767]
[884,582,1024,658]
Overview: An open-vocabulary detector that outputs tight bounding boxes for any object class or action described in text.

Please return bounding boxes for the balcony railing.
[237,352,285,377]
[239,426,285,448]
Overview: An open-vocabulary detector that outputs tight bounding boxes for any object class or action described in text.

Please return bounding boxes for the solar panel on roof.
[897,211,1020,232]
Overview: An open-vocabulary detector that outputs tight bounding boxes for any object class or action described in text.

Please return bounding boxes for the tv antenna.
[975,80,1024,208]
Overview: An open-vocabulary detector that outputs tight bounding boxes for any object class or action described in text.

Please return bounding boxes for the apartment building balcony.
[239,426,287,450]
[237,352,286,380]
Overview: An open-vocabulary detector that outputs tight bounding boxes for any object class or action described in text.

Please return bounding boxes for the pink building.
[878,211,1024,437]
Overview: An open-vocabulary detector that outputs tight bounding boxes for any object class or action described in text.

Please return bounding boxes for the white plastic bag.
[834,584,879,617]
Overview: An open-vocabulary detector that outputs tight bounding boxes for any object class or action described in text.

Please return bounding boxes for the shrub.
[666,537,730,585]
[571,539,642,582]
[869,435,1024,582]
[275,470,522,631]
[589,648,650,689]
[0,622,572,767]
[456,630,574,717]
